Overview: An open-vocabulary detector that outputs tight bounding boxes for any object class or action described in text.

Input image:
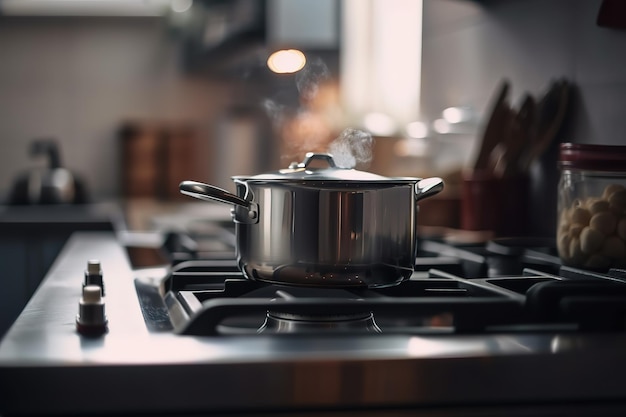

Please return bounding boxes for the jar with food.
[557,143,626,270]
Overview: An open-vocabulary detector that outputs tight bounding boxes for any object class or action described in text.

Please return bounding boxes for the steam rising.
[262,56,330,124]
[262,98,286,130]
[295,57,330,101]
[328,128,374,169]
[261,56,374,169]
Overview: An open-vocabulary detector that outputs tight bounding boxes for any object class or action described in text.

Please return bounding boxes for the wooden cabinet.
[119,121,204,200]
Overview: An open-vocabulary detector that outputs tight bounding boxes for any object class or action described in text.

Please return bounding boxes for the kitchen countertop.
[2,232,626,415]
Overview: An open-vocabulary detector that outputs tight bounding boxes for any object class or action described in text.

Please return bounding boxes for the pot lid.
[234,152,415,183]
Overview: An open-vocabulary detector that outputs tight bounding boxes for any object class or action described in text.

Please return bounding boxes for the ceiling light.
[267,49,307,74]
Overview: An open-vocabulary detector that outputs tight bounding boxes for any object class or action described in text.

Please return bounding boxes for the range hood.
[0,0,340,78]
[0,0,339,49]
[175,0,340,77]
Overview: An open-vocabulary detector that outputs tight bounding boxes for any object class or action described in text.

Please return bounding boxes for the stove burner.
[257,289,382,333]
[258,311,382,333]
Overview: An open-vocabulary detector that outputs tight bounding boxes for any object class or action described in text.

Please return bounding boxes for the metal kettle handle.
[179,181,250,208]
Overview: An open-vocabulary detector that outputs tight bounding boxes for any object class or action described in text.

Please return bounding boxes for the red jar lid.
[559,143,626,171]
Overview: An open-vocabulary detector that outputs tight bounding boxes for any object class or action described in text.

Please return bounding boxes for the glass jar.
[557,143,626,270]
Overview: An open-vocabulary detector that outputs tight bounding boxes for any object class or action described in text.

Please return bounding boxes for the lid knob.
[298,153,337,169]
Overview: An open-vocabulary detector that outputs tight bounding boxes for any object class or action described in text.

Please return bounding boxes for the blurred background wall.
[421,0,626,146]
[0,17,235,200]
[0,0,624,203]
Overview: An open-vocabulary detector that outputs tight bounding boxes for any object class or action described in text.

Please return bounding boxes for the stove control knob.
[76,285,108,336]
[84,259,105,296]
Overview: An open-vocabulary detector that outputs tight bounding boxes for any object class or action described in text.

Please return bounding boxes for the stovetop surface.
[2,231,626,416]
[133,228,626,337]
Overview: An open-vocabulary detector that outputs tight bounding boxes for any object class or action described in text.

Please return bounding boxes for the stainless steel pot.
[180,152,443,288]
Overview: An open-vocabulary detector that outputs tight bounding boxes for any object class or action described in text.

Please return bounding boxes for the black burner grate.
[133,234,626,336]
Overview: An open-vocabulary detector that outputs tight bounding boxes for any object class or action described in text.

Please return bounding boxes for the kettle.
[8,139,89,205]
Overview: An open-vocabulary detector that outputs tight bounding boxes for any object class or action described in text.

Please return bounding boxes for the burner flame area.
[258,289,382,334]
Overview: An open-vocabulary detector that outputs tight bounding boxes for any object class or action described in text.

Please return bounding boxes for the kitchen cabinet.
[0,203,123,339]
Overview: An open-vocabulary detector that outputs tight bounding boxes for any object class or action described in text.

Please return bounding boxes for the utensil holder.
[461,171,529,237]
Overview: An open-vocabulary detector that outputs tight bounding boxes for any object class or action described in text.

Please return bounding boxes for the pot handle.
[179,181,250,208]
[415,177,444,202]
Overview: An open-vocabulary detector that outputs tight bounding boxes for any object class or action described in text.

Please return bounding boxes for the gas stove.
[2,225,626,416]
[136,236,626,337]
